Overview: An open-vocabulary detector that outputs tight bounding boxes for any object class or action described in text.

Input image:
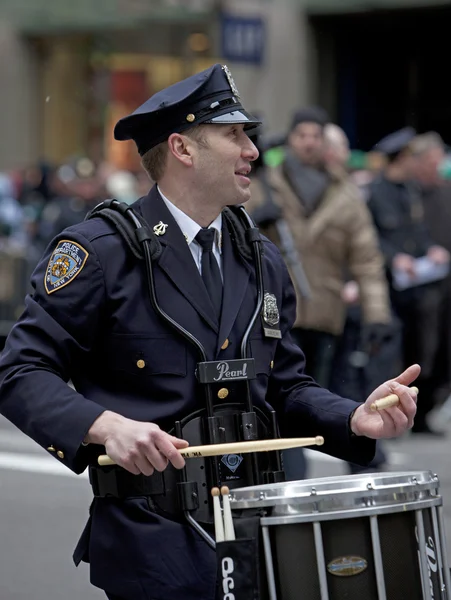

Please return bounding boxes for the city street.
[1,413,450,600]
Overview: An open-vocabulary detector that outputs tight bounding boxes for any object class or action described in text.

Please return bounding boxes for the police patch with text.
[44,240,89,294]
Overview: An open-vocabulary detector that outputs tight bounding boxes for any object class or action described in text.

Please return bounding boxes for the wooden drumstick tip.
[315,436,324,446]
[211,487,225,543]
[220,486,235,541]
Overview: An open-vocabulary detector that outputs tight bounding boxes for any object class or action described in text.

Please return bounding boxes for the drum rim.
[229,470,440,511]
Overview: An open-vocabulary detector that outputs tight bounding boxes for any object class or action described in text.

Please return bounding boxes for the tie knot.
[195,228,216,252]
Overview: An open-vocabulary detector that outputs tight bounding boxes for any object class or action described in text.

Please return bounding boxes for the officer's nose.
[244,137,259,163]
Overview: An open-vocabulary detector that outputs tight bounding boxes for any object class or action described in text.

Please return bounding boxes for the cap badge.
[153,221,168,236]
[186,113,196,123]
[222,65,240,99]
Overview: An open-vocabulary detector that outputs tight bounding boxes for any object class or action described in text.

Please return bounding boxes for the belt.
[89,465,165,499]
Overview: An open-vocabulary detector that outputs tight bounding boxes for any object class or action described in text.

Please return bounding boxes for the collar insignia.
[153,221,168,236]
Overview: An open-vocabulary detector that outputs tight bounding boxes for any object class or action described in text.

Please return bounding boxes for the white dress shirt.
[158,186,223,278]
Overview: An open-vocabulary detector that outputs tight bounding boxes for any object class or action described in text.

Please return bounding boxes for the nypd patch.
[44,240,89,294]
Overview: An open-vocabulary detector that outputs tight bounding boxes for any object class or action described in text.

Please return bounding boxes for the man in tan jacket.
[248,109,392,477]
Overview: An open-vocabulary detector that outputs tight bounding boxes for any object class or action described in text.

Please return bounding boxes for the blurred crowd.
[1,108,451,476]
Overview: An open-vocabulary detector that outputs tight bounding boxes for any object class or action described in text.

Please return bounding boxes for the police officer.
[0,65,418,600]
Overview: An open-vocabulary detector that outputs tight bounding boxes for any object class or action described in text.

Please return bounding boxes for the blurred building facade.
[0,0,449,170]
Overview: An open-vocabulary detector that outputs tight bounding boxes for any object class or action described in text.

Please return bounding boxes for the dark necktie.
[195,228,223,319]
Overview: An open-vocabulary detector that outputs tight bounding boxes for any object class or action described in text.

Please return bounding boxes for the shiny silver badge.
[153,221,168,236]
[222,65,241,99]
[263,293,280,327]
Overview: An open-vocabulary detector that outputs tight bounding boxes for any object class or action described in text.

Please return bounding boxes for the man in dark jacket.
[367,127,448,434]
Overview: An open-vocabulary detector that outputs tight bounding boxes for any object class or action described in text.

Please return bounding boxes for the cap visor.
[206,110,261,129]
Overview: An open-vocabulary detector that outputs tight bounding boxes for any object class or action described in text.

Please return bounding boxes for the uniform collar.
[157,185,222,252]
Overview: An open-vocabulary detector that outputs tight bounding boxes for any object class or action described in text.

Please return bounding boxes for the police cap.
[114,64,261,156]
[373,127,416,156]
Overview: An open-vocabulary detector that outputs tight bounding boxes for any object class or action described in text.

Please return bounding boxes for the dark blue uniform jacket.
[0,187,375,599]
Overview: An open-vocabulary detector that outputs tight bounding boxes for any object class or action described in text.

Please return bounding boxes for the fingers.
[392,364,421,387]
[382,406,409,435]
[376,382,417,436]
[155,434,186,470]
[106,422,188,475]
[390,382,418,424]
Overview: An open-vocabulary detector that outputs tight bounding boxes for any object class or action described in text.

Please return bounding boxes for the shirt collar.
[158,186,222,252]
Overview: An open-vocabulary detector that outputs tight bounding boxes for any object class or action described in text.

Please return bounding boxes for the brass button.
[218,388,229,399]
[186,113,196,123]
[47,445,56,452]
[137,359,145,369]
[270,361,274,369]
[221,339,229,350]
[57,450,65,459]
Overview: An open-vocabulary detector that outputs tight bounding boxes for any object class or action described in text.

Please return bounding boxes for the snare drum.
[230,471,451,600]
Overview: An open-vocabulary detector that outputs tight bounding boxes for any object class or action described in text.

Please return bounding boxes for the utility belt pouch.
[215,516,266,600]
[89,465,165,498]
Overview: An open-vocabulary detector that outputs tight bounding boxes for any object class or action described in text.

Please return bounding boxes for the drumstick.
[370,386,419,412]
[221,486,235,541]
[97,436,325,466]
[212,487,225,543]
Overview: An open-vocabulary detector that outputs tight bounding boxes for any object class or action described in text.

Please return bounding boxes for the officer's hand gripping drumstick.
[97,436,325,466]
[370,386,419,412]
[221,486,236,541]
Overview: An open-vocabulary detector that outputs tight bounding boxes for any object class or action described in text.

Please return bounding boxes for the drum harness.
[85,199,285,548]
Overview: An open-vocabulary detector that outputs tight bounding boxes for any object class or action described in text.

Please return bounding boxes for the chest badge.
[153,221,168,236]
[262,293,282,339]
[263,293,280,326]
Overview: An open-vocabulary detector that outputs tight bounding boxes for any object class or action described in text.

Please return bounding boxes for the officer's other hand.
[85,411,189,476]
[350,364,420,439]
[392,253,416,278]
[427,245,450,265]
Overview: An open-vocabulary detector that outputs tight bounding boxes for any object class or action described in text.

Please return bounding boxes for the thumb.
[169,436,190,448]
[391,364,421,388]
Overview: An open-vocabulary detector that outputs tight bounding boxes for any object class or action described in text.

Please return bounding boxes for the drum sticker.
[327,556,368,577]
[262,293,282,339]
[221,454,243,474]
[45,240,89,294]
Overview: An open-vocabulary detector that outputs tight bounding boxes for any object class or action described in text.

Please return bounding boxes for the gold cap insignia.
[153,221,168,236]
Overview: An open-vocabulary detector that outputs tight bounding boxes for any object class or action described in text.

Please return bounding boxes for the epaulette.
[85,199,161,260]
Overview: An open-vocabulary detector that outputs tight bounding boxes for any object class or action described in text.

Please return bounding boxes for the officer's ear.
[167,132,196,168]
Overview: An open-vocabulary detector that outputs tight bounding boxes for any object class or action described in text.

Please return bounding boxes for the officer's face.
[289,122,324,167]
[193,124,259,205]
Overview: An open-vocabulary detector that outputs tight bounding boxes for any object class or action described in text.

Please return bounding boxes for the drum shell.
[230,472,449,600]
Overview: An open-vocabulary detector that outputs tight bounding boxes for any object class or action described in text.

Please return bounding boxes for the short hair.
[410,132,445,157]
[141,126,209,182]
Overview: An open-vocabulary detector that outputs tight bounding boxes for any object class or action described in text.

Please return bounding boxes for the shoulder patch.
[44,240,89,294]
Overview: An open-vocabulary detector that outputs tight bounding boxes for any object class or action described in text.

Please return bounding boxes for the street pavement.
[0,412,450,600]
